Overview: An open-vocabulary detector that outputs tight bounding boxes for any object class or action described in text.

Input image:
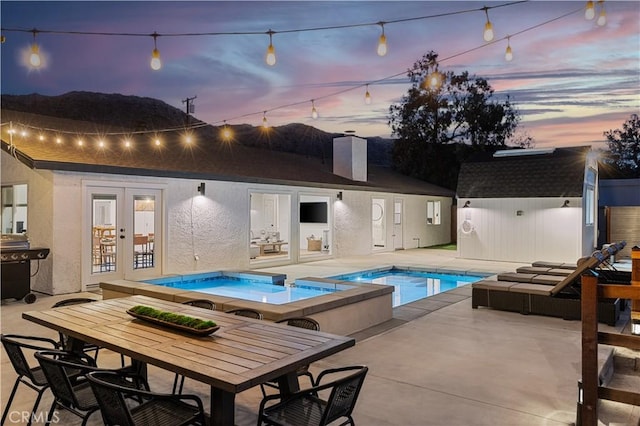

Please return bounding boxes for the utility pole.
[182,96,197,126]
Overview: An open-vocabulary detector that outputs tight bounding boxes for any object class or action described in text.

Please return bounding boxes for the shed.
[456,146,598,263]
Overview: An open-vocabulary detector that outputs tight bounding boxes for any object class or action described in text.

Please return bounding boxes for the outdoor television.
[300,202,328,223]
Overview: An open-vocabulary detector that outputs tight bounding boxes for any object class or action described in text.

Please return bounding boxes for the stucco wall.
[2,151,453,293]
[457,197,584,263]
[1,150,55,293]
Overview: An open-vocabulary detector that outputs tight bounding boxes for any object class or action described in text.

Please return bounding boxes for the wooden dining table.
[23,295,356,426]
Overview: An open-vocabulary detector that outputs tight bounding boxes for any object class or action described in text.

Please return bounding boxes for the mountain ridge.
[1,91,393,166]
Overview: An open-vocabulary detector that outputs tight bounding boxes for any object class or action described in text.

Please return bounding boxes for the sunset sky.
[1,1,638,149]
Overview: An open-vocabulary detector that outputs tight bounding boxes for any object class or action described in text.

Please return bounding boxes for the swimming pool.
[330,267,486,307]
[143,272,344,305]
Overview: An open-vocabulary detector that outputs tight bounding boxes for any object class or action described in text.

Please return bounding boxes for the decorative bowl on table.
[126,305,220,336]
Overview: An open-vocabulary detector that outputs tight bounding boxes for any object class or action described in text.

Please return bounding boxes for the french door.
[83,185,162,287]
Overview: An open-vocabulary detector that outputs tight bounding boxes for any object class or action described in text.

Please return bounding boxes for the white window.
[585,187,595,225]
[427,200,441,225]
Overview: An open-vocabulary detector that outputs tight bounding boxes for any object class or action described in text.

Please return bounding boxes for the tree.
[389,51,524,189]
[603,113,640,178]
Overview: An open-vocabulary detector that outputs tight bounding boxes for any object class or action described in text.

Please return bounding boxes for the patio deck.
[2,248,638,425]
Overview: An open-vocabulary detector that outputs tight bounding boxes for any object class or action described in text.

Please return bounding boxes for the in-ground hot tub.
[100,270,393,335]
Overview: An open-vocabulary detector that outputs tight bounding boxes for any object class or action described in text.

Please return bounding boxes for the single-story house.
[455,146,598,263]
[1,109,454,295]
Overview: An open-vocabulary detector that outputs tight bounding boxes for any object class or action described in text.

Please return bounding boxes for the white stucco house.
[455,146,599,263]
[1,109,454,295]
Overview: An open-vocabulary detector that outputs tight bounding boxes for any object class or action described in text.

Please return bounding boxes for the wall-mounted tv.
[300,202,328,223]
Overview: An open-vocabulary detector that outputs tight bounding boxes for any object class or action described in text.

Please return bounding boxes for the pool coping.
[100,273,394,332]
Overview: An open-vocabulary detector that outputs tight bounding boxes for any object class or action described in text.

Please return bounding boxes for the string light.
[377,23,387,56]
[505,36,513,61]
[311,100,318,119]
[2,3,591,145]
[150,32,161,70]
[364,84,372,104]
[584,1,595,20]
[482,7,494,42]
[221,121,232,140]
[265,30,276,66]
[596,1,606,26]
[262,112,268,128]
[154,137,161,146]
[29,30,42,68]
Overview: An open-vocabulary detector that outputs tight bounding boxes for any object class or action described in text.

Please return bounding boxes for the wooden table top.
[23,295,355,394]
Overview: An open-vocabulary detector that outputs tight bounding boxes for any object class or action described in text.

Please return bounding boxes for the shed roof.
[1,110,453,197]
[456,146,592,198]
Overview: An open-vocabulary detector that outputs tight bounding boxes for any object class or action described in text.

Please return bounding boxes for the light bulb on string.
[482,8,494,42]
[29,30,42,68]
[505,37,513,62]
[364,85,372,105]
[585,1,595,20]
[150,33,162,70]
[424,70,443,91]
[596,2,606,26]
[265,30,276,66]
[377,23,387,56]
[221,121,232,140]
[262,112,269,129]
[311,100,318,119]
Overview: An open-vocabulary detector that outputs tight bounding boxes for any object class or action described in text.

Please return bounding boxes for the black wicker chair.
[51,298,101,358]
[171,299,216,394]
[225,308,263,319]
[34,350,147,426]
[181,299,216,310]
[87,371,207,426]
[1,334,60,426]
[260,317,320,398]
[257,365,368,426]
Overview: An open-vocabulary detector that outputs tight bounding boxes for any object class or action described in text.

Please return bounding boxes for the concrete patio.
[2,248,639,425]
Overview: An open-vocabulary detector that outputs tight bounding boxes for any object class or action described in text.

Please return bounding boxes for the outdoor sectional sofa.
[472,242,628,326]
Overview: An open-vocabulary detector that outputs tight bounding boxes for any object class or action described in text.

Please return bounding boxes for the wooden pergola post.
[580,273,599,425]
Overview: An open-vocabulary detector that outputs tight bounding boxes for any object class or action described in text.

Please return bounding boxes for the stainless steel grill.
[1,234,50,304]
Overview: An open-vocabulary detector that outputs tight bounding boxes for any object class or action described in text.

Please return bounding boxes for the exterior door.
[84,185,162,287]
[393,199,404,250]
[372,198,386,248]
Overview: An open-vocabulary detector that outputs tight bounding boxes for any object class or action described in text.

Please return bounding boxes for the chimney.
[333,135,367,182]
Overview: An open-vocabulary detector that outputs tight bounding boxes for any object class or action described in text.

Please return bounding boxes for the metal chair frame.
[225,308,263,319]
[257,365,369,426]
[1,334,60,426]
[260,317,320,398]
[87,371,207,426]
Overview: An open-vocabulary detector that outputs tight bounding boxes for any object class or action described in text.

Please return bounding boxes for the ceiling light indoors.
[265,30,276,66]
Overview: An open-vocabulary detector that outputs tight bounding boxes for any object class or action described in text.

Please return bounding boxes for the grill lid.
[0,234,30,250]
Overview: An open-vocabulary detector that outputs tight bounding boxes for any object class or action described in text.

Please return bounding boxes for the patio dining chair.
[172,299,216,394]
[1,334,60,426]
[225,308,263,319]
[87,371,207,426]
[260,317,320,398]
[52,297,126,367]
[51,298,101,358]
[34,350,148,426]
[257,365,369,426]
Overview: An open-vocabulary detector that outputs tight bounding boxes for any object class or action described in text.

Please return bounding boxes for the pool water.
[143,274,338,305]
[330,268,485,307]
